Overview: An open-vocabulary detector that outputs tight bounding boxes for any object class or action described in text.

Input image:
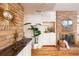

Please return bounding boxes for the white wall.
[77,15,79,41]
[24,11,56,25]
[24,11,56,46]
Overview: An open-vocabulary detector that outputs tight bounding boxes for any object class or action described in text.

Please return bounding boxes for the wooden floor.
[32,46,79,56]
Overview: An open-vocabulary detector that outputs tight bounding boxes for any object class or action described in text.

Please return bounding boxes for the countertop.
[0,38,32,56]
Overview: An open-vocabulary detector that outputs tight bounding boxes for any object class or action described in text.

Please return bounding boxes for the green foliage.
[24,23,41,44]
[31,25,41,37]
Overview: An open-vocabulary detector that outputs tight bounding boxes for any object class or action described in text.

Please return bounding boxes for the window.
[61,18,72,29]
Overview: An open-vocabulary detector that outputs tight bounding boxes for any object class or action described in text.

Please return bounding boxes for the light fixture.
[3,3,13,21]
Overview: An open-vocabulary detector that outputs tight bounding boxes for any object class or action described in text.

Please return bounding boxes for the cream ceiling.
[21,3,79,14]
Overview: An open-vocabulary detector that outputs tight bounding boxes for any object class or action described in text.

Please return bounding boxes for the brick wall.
[56,11,77,44]
[0,3,24,50]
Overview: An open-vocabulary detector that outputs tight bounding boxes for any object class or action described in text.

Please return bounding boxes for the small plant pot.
[33,44,38,49]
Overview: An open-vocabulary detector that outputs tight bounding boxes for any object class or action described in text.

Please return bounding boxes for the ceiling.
[54,3,79,11]
[21,3,79,14]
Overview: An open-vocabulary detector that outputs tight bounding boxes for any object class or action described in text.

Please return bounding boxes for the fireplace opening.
[60,33,74,46]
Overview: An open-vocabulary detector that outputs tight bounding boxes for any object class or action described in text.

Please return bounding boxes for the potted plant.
[24,23,41,48]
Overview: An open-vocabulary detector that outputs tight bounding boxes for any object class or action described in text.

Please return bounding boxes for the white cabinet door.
[26,41,32,56]
[49,33,56,45]
[38,33,56,47]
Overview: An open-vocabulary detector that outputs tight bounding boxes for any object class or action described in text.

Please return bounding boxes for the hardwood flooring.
[32,45,79,56]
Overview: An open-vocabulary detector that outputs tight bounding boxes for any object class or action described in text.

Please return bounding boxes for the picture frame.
[43,21,55,33]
